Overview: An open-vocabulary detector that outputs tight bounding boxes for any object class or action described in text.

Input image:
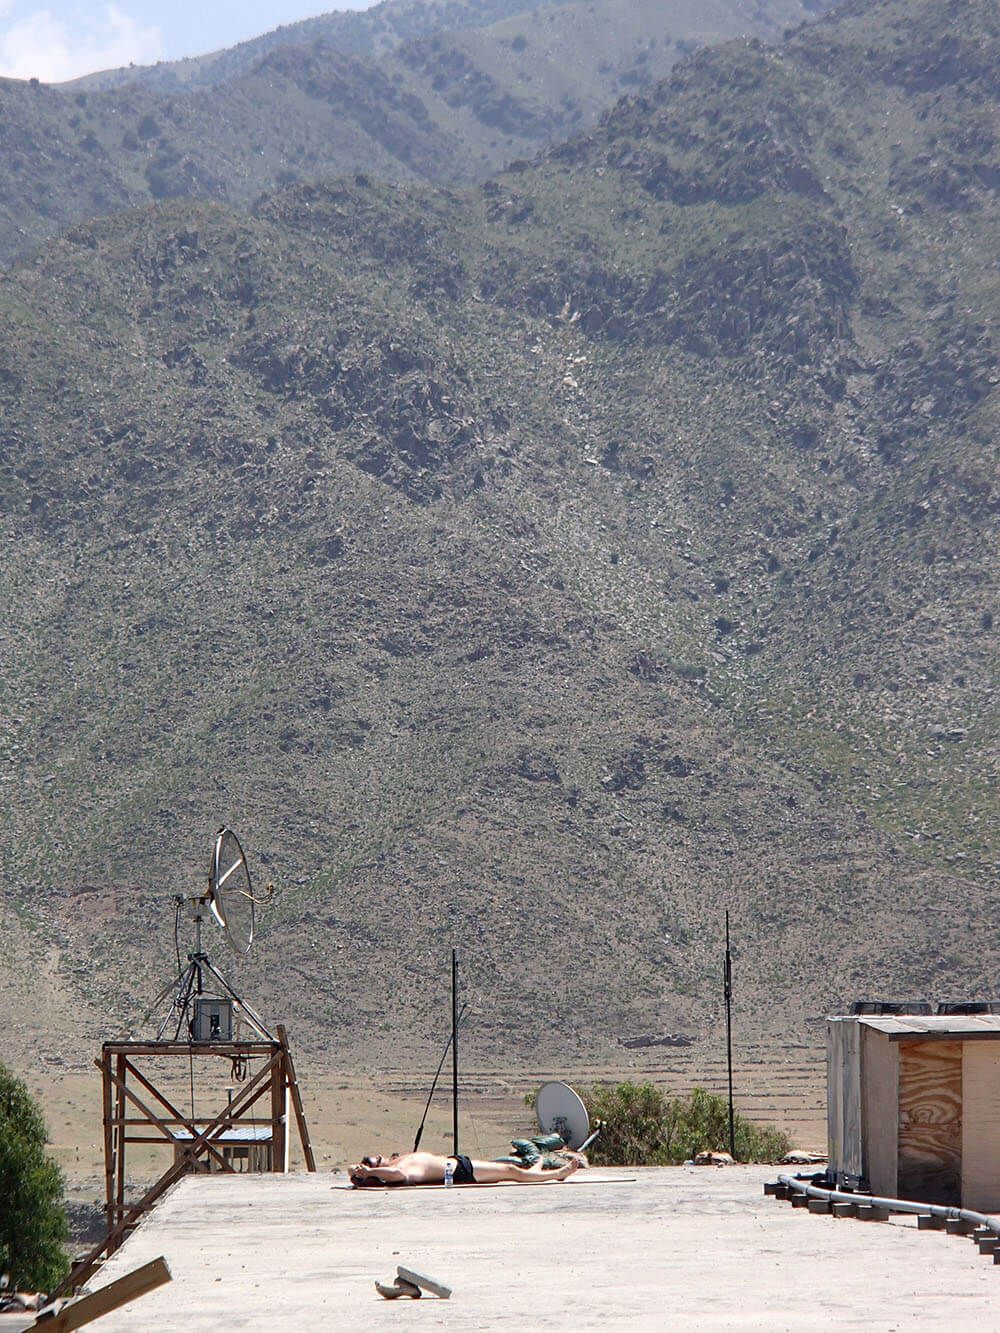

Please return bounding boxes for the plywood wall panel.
[827,1019,863,1178]
[861,1028,898,1198]
[897,1040,962,1206]
[962,1041,1000,1213]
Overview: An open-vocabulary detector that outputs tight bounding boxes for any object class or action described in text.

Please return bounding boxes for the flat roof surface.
[82,1168,1000,1331]
[832,1014,1000,1040]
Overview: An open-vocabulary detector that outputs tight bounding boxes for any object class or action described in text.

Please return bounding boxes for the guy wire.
[412,1001,469,1152]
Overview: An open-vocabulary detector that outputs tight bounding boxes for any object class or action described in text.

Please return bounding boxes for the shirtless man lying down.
[349,1149,586,1187]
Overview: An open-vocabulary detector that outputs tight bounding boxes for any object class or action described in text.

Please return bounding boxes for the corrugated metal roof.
[173,1126,273,1141]
[829,1014,1000,1040]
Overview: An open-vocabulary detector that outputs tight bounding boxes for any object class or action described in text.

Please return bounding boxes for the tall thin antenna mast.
[451,948,459,1158]
[725,910,735,1159]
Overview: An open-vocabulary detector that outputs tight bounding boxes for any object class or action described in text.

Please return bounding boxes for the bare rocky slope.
[0,0,996,1075]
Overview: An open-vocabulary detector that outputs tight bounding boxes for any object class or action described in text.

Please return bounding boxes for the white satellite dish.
[535,1081,591,1150]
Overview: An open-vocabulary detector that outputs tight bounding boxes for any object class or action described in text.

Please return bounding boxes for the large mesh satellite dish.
[209,827,255,955]
[145,827,274,1041]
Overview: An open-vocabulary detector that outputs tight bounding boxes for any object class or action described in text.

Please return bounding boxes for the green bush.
[0,1064,69,1292]
[581,1081,790,1166]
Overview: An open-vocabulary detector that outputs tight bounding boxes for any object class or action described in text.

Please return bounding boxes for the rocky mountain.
[0,0,835,266]
[0,0,997,1075]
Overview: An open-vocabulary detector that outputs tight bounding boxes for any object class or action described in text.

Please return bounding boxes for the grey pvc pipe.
[777,1173,1000,1236]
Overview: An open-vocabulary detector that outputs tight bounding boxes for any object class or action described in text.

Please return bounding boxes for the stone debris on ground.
[396,1266,451,1299]
[375,1279,421,1300]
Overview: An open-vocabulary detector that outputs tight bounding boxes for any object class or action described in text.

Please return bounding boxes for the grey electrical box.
[192,997,233,1042]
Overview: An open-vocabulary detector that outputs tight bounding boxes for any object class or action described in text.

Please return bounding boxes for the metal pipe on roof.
[777,1174,1000,1236]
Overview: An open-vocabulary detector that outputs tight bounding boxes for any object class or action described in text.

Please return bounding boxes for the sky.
[0,0,378,83]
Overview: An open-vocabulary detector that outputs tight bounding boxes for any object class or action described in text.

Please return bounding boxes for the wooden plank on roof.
[889,1030,1000,1042]
[858,1017,913,1035]
[35,1257,171,1331]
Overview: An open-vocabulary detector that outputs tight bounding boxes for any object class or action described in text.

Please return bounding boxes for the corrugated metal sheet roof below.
[828,1014,1000,1041]
[173,1125,273,1141]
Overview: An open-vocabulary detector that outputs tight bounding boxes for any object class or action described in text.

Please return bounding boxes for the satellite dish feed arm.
[579,1123,604,1153]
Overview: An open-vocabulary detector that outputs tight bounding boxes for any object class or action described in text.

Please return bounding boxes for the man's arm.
[350,1162,409,1185]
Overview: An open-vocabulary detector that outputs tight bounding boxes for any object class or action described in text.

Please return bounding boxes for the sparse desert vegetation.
[580,1081,791,1165]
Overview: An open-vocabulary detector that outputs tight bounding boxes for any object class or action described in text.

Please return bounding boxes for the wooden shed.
[828,1013,1000,1211]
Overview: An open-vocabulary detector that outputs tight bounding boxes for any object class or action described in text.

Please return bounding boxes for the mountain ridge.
[66,0,828,94]
[0,0,837,266]
[0,0,996,1074]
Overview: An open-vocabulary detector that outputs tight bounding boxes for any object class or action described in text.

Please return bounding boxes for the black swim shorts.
[452,1153,475,1184]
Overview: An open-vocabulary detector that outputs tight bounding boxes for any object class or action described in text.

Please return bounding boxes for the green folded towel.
[531,1133,568,1152]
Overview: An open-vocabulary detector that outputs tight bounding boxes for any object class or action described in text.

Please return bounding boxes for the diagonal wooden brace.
[98,1059,234,1175]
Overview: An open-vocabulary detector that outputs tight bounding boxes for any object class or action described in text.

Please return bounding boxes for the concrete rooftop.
[80,1168,998,1331]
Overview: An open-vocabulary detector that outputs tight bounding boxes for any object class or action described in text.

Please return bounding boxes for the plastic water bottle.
[444,1158,455,1188]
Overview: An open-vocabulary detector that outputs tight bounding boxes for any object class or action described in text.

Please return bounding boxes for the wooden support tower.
[54,1027,314,1300]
